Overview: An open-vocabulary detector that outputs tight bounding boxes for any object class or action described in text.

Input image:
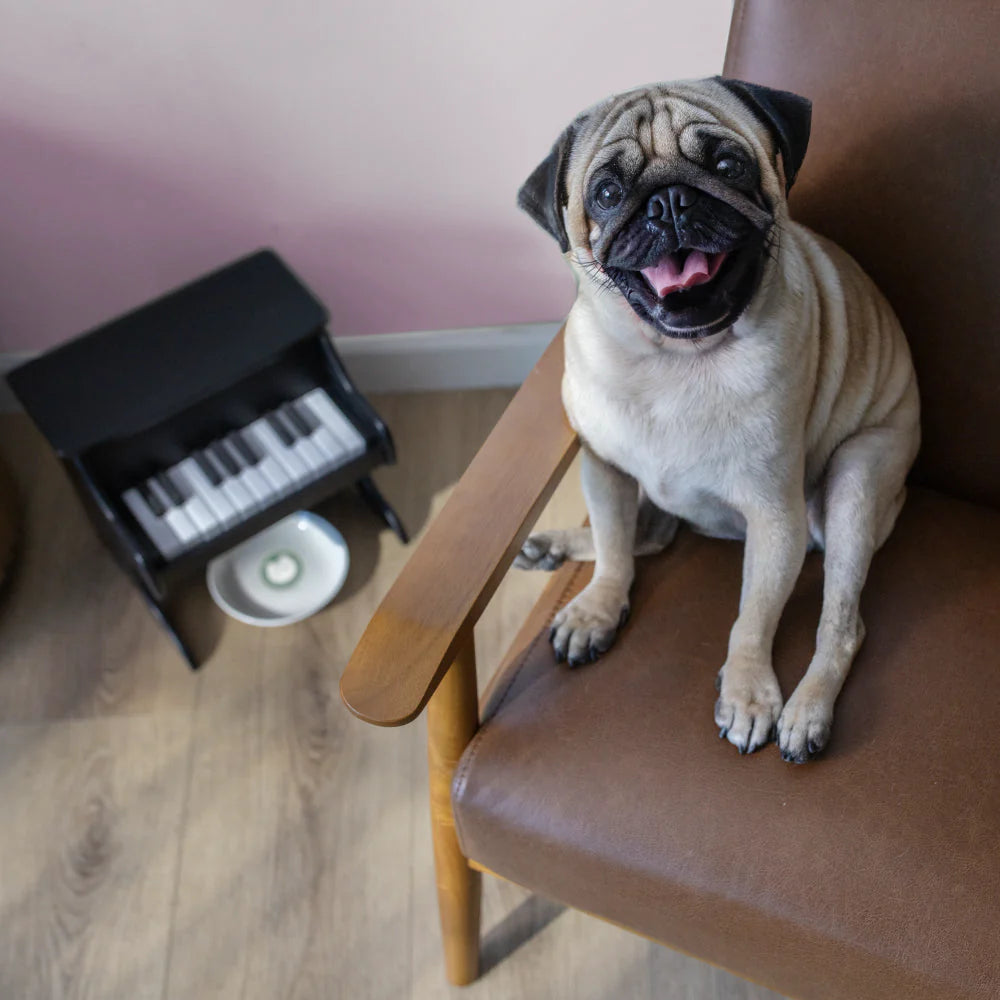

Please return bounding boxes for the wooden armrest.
[340,326,579,726]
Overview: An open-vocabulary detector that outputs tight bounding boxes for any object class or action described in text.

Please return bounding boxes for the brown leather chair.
[341,3,1000,997]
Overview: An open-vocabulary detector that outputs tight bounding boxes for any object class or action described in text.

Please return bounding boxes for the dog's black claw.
[567,655,587,668]
[718,726,728,740]
[549,626,557,642]
[553,646,566,664]
[618,606,631,629]
[714,672,723,692]
[807,737,825,756]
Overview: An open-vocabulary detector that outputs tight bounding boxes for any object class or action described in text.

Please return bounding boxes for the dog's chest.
[563,354,773,536]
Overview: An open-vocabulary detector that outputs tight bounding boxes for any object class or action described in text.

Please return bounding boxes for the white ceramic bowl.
[206,512,349,627]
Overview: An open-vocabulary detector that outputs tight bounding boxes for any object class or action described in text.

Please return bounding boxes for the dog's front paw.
[515,531,571,571]
[714,660,783,755]
[549,581,629,667]
[776,682,834,763]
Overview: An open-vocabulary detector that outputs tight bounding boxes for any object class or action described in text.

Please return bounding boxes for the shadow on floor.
[480,895,567,976]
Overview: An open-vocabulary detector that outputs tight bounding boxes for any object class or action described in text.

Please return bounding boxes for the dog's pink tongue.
[640,251,725,297]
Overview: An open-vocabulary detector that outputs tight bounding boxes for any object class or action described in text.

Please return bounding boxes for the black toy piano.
[6,249,408,667]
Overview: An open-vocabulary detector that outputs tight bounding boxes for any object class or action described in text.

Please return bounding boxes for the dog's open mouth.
[604,243,762,338]
[640,249,727,298]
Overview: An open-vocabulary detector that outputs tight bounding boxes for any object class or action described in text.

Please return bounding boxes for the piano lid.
[7,249,329,455]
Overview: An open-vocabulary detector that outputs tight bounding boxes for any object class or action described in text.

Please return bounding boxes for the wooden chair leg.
[427,638,482,985]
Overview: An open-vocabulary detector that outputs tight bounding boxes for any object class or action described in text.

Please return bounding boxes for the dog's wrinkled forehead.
[574,90,775,232]
[587,95,754,178]
[583,91,739,172]
[573,79,806,192]
[517,77,811,254]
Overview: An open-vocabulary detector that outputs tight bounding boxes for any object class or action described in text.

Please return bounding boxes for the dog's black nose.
[647,184,698,228]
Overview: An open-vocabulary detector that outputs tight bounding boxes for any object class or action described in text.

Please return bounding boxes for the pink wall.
[0,1,731,351]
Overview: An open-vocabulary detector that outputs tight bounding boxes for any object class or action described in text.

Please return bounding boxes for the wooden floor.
[0,390,788,1000]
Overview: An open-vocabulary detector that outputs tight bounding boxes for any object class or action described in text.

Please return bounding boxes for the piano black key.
[195,450,223,486]
[220,437,272,505]
[227,432,259,467]
[210,441,240,477]
[177,457,238,526]
[289,400,320,432]
[203,445,255,514]
[299,388,366,459]
[237,428,292,492]
[291,398,341,464]
[147,477,199,546]
[156,471,185,507]
[275,409,326,471]
[140,482,167,516]
[266,412,296,447]
[146,477,175,511]
[166,467,218,537]
[281,402,312,437]
[248,418,309,480]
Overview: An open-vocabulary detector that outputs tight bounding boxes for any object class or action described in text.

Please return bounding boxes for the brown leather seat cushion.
[453,488,1000,1000]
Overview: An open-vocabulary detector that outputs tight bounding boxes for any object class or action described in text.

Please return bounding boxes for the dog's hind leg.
[515,493,678,570]
[777,411,918,763]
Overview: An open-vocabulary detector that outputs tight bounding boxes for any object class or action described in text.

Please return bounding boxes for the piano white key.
[275,409,327,472]
[204,447,256,515]
[176,456,238,527]
[166,468,219,537]
[247,418,310,481]
[237,430,293,494]
[146,477,200,546]
[122,487,183,558]
[221,438,273,505]
[298,388,366,459]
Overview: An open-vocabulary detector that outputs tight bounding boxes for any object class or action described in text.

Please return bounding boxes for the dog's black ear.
[715,77,812,192]
[517,114,587,252]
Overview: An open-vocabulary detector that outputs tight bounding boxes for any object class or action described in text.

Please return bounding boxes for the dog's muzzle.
[597,174,772,339]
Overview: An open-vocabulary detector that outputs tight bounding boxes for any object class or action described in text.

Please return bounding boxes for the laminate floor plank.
[0,715,192,1000]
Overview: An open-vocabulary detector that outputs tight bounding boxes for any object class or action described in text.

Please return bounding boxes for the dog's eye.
[595,180,624,210]
[715,157,745,180]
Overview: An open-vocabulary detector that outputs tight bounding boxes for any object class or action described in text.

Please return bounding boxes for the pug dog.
[514,78,920,763]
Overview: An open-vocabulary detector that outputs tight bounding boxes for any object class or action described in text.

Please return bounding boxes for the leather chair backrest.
[725,0,1000,508]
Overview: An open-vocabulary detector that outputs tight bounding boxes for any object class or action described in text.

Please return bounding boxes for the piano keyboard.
[121,387,365,558]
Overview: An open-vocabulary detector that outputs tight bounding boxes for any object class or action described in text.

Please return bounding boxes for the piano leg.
[356,476,409,544]
[134,577,201,669]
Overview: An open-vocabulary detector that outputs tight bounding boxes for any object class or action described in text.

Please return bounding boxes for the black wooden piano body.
[6,249,407,667]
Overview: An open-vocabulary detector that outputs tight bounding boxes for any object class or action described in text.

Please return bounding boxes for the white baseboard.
[0,322,560,412]
[334,322,559,393]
